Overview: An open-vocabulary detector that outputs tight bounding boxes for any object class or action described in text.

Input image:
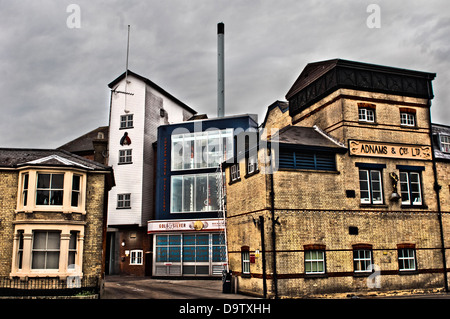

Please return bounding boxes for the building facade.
[106,70,197,276]
[0,149,114,293]
[148,114,258,277]
[225,59,450,298]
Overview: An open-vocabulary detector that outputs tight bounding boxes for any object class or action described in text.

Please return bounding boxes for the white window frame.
[358,108,375,123]
[247,154,258,174]
[31,230,61,270]
[119,149,132,164]
[399,171,422,205]
[130,250,143,265]
[304,250,325,274]
[120,114,134,129]
[440,135,450,153]
[353,249,372,273]
[359,169,383,205]
[398,248,416,271]
[231,164,240,181]
[117,193,131,209]
[242,250,250,274]
[400,112,415,126]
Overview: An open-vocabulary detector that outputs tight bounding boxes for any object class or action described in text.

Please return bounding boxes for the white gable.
[24,155,92,169]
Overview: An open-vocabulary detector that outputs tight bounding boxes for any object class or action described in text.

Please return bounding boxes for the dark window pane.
[37,174,50,188]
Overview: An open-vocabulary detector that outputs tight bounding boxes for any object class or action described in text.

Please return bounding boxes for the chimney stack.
[217,22,225,118]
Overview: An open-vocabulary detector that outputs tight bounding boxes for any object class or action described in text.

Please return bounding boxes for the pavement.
[102,275,257,299]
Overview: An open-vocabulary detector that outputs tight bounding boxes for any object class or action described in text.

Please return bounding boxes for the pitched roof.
[432,123,450,161]
[0,148,112,171]
[271,125,346,150]
[58,126,109,154]
[108,70,197,115]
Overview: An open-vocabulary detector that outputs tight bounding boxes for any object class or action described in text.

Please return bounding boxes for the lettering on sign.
[349,140,432,160]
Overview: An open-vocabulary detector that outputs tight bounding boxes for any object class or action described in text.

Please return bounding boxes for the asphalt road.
[102,275,257,299]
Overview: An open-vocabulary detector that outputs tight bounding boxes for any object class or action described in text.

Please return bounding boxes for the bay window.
[17,170,86,214]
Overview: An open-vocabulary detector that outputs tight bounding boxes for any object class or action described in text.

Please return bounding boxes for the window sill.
[398,270,418,275]
[359,204,388,208]
[278,168,340,174]
[118,162,133,165]
[400,204,428,209]
[244,169,260,179]
[241,273,251,278]
[119,127,134,130]
[116,207,132,210]
[228,177,241,185]
[304,273,327,279]
[353,272,373,277]
[15,209,86,215]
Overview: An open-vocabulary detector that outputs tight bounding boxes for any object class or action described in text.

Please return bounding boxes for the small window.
[359,169,383,204]
[68,231,78,269]
[359,108,375,123]
[231,164,240,181]
[398,248,416,271]
[399,171,422,205]
[304,250,325,274]
[117,194,131,209]
[17,230,24,269]
[130,250,143,265]
[353,248,373,273]
[22,174,29,206]
[71,175,81,207]
[400,112,415,127]
[120,114,134,129]
[247,154,258,175]
[241,249,250,274]
[440,135,450,153]
[119,149,132,164]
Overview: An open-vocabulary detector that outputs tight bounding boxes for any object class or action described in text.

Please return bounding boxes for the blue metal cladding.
[154,115,258,221]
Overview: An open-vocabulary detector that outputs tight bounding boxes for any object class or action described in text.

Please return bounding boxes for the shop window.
[130,250,143,265]
[359,169,383,204]
[398,244,417,271]
[399,171,422,206]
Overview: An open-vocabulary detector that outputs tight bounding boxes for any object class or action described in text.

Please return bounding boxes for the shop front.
[148,218,227,277]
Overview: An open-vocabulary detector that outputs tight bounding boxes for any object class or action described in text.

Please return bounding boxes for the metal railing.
[0,276,100,297]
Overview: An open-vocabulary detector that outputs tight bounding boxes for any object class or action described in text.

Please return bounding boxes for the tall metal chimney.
[217,22,225,118]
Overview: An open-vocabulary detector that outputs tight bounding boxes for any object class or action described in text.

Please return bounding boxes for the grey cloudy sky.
[1,0,449,149]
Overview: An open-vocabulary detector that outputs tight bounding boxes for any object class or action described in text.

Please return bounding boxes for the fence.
[0,276,100,297]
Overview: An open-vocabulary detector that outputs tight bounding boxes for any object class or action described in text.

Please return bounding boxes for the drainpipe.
[427,99,448,292]
[267,141,278,299]
[259,216,267,299]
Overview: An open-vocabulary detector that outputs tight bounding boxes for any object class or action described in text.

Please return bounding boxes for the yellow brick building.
[0,149,114,295]
[225,59,450,298]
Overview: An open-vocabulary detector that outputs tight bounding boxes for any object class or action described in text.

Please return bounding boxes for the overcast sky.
[1,0,449,149]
